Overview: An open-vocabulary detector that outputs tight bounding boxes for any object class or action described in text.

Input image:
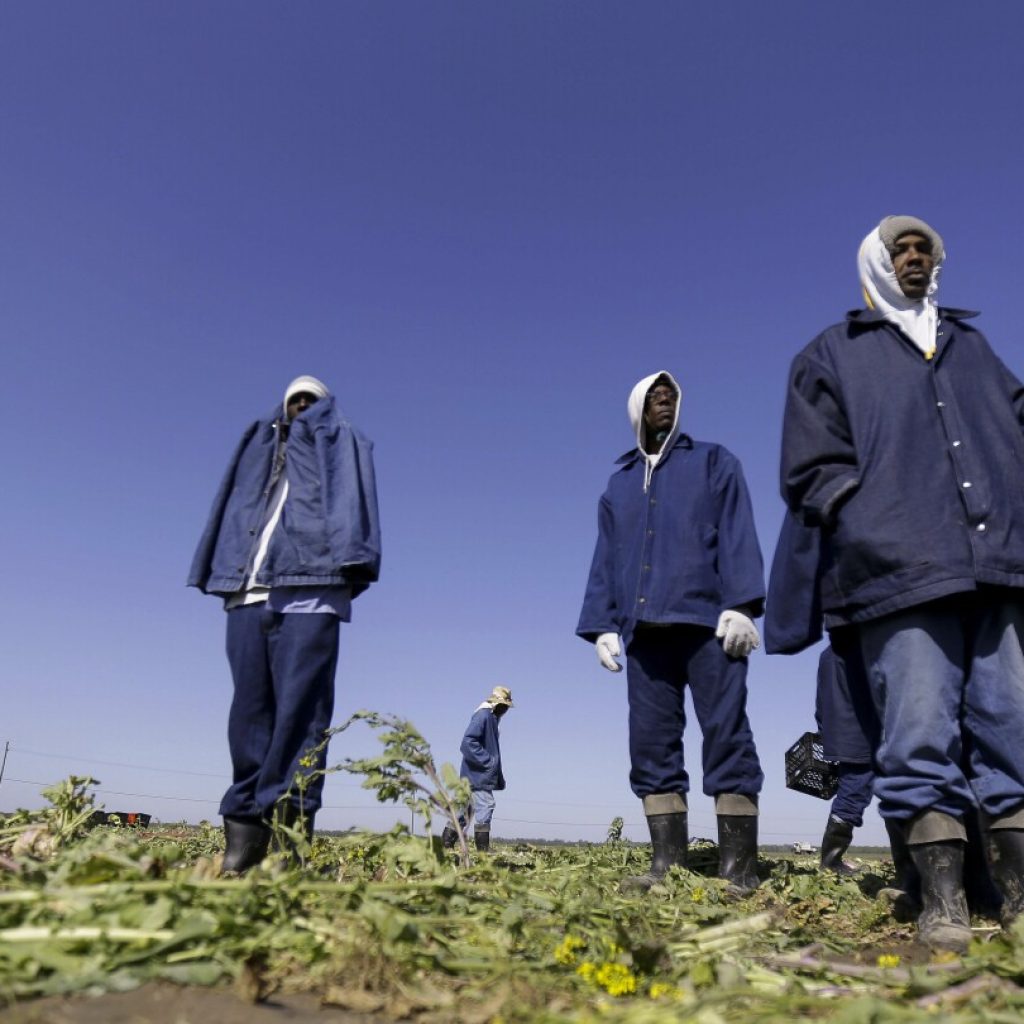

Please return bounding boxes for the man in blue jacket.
[188,375,381,873]
[781,216,1024,952]
[442,686,514,852]
[578,372,765,895]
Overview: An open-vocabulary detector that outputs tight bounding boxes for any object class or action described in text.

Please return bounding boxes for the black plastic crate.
[784,731,839,800]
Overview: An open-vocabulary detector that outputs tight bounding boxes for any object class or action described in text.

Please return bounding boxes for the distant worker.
[577,371,766,895]
[442,686,514,852]
[188,375,381,873]
[814,645,875,875]
[781,215,1024,952]
[764,512,877,877]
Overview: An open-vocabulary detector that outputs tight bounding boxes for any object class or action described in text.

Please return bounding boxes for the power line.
[1,743,848,839]
[5,746,841,826]
[12,748,224,779]
[1,780,827,838]
[8,745,367,788]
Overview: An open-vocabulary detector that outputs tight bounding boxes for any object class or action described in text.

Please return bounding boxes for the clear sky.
[4,2,1024,847]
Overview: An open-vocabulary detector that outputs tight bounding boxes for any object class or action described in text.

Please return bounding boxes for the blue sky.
[4,2,1024,846]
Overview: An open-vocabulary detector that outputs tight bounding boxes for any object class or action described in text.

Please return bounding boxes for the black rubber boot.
[221,816,271,875]
[964,815,1003,920]
[474,826,490,852]
[820,815,860,876]
[440,825,458,849]
[879,818,921,922]
[985,828,1024,926]
[620,813,688,894]
[909,840,971,954]
[717,815,759,896]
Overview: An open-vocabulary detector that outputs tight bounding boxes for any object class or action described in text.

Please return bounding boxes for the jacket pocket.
[678,523,720,600]
[280,504,331,569]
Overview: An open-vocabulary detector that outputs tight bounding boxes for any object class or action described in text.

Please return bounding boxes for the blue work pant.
[625,625,763,800]
[859,592,1024,822]
[220,605,339,819]
[829,763,874,827]
[459,789,496,829]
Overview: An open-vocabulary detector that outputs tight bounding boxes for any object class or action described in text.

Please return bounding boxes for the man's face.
[643,379,677,437]
[286,391,319,422]
[891,232,935,300]
[493,703,510,718]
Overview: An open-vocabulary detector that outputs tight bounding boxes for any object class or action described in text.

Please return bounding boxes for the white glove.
[715,610,760,659]
[595,633,623,673]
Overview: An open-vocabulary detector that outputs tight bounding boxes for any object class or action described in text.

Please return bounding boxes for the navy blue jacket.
[460,709,505,791]
[782,308,1024,626]
[577,436,765,649]
[764,511,824,655]
[188,396,381,598]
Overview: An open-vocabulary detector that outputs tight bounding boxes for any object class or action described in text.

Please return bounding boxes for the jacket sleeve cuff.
[576,624,618,644]
[724,598,765,620]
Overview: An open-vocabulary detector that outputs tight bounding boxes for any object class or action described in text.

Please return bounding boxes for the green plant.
[329,711,473,863]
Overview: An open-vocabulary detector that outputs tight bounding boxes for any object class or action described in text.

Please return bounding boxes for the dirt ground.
[1,984,385,1024]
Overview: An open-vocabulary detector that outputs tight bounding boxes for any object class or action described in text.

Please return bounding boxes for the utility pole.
[0,741,9,787]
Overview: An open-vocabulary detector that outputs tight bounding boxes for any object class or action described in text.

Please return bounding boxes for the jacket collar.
[615,432,693,466]
[256,394,337,436]
[845,305,980,326]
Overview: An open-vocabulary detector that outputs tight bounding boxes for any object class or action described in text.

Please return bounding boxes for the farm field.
[4,725,1024,1023]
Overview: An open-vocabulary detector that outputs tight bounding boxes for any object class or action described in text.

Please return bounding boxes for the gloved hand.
[595,633,623,673]
[715,610,760,659]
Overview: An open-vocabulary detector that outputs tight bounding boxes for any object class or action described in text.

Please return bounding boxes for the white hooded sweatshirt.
[857,226,943,358]
[627,371,682,492]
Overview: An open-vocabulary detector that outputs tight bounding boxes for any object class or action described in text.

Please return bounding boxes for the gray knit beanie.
[878,215,945,264]
[283,375,330,415]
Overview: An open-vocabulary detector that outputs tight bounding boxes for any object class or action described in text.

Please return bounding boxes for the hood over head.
[627,371,682,491]
[857,216,944,357]
[283,375,330,417]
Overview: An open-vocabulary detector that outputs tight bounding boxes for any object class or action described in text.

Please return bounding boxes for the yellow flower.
[595,962,637,997]
[554,935,587,966]
[691,887,706,902]
[577,961,637,997]
[876,953,901,969]
[649,982,682,1000]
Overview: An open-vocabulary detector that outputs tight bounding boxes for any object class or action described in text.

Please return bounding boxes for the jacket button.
[643,564,651,572]
[647,529,654,537]
[638,597,646,604]
[936,401,945,408]
[962,481,972,489]
[249,528,256,535]
[977,523,987,532]
[952,440,961,447]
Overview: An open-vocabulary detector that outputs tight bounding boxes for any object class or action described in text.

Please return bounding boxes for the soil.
[1,984,385,1024]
